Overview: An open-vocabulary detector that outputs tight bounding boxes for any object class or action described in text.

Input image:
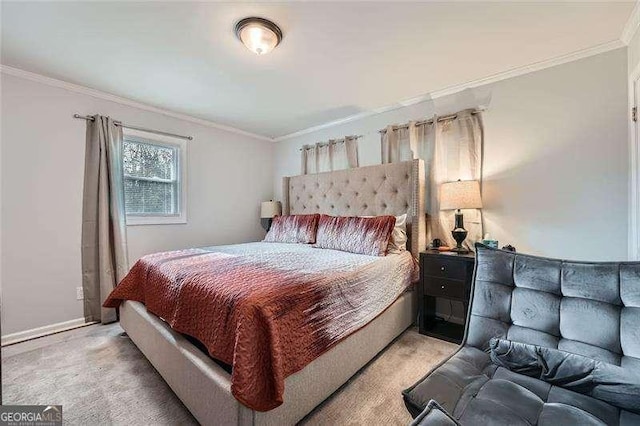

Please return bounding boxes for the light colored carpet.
[2,323,456,425]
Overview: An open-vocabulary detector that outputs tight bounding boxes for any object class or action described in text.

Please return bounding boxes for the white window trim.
[123,128,188,226]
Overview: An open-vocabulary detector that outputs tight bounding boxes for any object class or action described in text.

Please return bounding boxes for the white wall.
[274,48,629,262]
[629,27,640,261]
[629,27,640,76]
[1,74,274,336]
[0,47,630,337]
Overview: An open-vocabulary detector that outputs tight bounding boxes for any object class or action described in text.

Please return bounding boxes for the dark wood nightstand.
[419,250,475,344]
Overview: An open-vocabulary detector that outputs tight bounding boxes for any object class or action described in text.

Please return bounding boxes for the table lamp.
[261,200,282,231]
[439,180,483,253]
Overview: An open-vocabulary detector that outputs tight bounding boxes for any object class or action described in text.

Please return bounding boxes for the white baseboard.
[1,318,94,346]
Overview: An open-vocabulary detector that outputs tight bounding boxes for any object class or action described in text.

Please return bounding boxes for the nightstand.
[419,250,475,344]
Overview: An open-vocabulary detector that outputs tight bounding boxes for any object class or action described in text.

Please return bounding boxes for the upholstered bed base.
[121,291,416,425]
[119,159,426,425]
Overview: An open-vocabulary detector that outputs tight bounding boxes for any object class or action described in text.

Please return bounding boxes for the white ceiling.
[1,1,635,139]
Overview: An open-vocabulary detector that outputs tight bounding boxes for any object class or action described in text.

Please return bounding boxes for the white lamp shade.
[440,180,483,210]
[261,201,282,218]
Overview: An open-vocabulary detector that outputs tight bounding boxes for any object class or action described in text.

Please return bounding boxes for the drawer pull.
[440,266,446,271]
[441,285,445,289]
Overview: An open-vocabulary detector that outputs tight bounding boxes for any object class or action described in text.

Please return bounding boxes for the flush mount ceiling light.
[235,17,283,55]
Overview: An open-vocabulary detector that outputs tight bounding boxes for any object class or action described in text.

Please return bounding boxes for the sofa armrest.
[409,400,460,426]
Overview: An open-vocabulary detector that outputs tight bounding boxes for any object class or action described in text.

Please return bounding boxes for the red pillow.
[263,214,320,244]
[314,215,397,256]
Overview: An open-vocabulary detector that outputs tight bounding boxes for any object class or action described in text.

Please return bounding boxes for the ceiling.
[1,1,635,139]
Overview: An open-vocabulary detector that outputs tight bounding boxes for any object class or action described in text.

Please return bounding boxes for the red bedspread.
[104,243,416,411]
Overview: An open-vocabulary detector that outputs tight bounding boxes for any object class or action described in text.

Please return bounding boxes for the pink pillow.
[263,214,320,244]
[314,215,397,256]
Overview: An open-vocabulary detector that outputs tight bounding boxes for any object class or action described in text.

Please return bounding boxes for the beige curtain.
[81,115,129,324]
[381,123,416,163]
[301,136,359,174]
[301,144,318,174]
[384,109,484,251]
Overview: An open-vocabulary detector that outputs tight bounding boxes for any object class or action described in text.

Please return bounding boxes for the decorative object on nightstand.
[260,200,281,231]
[439,179,483,254]
[419,250,475,343]
[481,233,498,248]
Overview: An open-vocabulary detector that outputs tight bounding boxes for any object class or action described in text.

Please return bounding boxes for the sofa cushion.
[468,246,640,368]
[403,347,640,425]
[404,246,640,425]
[402,347,492,418]
[489,338,640,414]
[410,400,460,426]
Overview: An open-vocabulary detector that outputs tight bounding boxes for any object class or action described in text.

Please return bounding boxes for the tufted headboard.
[282,159,426,257]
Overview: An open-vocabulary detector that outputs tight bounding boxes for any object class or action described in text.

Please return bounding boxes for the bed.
[115,159,426,425]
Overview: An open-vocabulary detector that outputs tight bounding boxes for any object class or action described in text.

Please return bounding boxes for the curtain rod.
[378,108,485,134]
[299,135,363,151]
[73,114,193,141]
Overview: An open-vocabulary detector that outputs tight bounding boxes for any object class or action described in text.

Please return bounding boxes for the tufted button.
[323,194,327,198]
[338,192,342,197]
[316,205,320,209]
[383,203,387,208]
[346,204,350,209]
[405,174,409,179]
[363,204,368,209]
[363,178,367,182]
[382,176,387,180]
[296,196,300,200]
[331,205,335,209]
[309,194,313,199]
[355,192,359,196]
[316,183,320,188]
[394,188,399,194]
[373,190,377,195]
[303,185,306,189]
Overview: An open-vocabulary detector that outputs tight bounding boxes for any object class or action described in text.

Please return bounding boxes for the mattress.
[104,242,417,411]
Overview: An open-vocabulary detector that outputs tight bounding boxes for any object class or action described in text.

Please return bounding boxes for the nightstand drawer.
[424,277,466,300]
[423,257,468,281]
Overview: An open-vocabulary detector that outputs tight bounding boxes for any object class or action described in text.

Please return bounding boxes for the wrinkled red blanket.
[104,246,416,411]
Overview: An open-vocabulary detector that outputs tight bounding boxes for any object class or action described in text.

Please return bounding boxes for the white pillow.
[361,213,407,254]
[387,214,407,254]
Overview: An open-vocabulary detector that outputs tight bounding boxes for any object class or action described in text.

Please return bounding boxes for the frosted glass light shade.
[261,201,282,218]
[235,18,283,55]
[440,180,483,210]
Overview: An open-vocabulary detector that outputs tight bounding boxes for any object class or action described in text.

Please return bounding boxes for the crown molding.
[0,64,274,142]
[428,39,624,99]
[1,35,627,144]
[621,0,640,45]
[274,39,625,142]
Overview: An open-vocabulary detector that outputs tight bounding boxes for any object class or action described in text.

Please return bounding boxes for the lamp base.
[451,210,469,253]
[450,246,470,254]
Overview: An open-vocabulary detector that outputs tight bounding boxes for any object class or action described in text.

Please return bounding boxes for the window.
[122,129,187,225]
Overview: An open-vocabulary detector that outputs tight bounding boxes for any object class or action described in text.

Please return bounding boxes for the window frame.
[122,128,188,226]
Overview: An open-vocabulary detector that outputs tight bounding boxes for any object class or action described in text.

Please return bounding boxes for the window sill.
[126,215,187,226]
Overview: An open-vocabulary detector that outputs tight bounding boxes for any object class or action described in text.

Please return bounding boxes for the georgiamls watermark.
[0,405,62,426]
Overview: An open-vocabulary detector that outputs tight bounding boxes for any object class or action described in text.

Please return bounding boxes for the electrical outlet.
[76,287,84,300]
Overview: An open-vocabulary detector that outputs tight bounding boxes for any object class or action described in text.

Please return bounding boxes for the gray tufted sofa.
[403,244,640,425]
